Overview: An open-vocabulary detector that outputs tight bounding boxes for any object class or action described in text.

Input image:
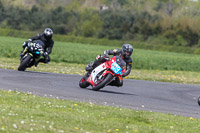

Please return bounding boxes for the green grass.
[0,89,200,133]
[1,36,200,71]
[1,36,200,132]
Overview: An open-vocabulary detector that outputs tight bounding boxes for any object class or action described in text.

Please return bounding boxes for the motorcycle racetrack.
[1,68,200,118]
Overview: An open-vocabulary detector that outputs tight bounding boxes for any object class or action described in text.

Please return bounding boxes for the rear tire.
[79,76,90,88]
[18,54,32,71]
[92,73,113,91]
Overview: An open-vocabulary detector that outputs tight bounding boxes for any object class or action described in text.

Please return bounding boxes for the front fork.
[99,71,114,86]
[22,47,28,55]
[21,53,37,67]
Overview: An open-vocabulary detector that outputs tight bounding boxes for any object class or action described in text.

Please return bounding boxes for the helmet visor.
[125,51,131,56]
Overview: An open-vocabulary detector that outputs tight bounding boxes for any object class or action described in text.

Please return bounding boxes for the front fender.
[87,75,94,85]
[28,53,33,57]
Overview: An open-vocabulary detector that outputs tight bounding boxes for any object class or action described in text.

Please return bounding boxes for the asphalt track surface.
[1,68,200,118]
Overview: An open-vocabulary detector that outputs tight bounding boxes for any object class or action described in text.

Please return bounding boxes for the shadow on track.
[99,90,137,96]
[22,70,49,75]
[80,87,137,96]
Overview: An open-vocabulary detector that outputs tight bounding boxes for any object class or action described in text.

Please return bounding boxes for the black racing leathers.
[104,48,132,77]
[24,33,54,55]
[22,33,54,63]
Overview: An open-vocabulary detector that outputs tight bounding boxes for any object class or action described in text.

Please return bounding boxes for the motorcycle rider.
[85,43,133,87]
[20,28,54,66]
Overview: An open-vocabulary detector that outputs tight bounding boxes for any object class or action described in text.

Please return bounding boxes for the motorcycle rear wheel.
[18,54,32,71]
[92,73,113,91]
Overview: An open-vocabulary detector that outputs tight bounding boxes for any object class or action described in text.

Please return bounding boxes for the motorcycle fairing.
[110,61,123,75]
[87,62,108,85]
[86,55,125,87]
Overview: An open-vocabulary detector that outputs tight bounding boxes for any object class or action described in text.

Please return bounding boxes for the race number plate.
[111,62,122,74]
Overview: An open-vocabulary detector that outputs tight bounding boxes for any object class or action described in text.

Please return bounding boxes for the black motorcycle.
[18,40,44,71]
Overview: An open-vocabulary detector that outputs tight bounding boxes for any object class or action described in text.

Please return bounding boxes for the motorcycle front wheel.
[92,73,113,91]
[18,54,32,71]
[79,76,90,88]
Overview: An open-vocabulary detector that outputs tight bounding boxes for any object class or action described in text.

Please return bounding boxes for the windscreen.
[115,56,126,68]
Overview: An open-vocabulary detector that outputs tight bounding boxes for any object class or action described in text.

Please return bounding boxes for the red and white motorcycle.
[79,56,126,91]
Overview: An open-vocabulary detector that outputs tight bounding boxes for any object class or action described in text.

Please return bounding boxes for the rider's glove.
[29,46,33,52]
[96,54,110,61]
[22,39,32,48]
[96,55,101,60]
[103,54,110,61]
[22,42,26,48]
[104,50,109,55]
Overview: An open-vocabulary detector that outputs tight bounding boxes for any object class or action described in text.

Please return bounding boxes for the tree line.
[0,0,200,48]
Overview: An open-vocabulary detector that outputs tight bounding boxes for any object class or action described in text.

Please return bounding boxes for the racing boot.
[34,61,39,67]
[85,61,95,78]
[85,61,94,72]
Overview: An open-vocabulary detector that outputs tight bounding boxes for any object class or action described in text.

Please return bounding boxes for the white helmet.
[44,28,53,39]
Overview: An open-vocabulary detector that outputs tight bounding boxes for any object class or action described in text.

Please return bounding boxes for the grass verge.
[0,89,200,133]
[1,58,200,85]
[1,36,200,71]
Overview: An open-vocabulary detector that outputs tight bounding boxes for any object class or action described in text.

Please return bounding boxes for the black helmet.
[122,44,133,58]
[44,28,53,39]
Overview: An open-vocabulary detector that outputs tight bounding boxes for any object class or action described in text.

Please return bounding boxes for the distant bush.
[1,1,200,48]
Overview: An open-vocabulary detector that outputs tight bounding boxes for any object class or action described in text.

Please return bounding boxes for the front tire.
[79,76,90,88]
[92,73,113,91]
[18,54,32,71]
